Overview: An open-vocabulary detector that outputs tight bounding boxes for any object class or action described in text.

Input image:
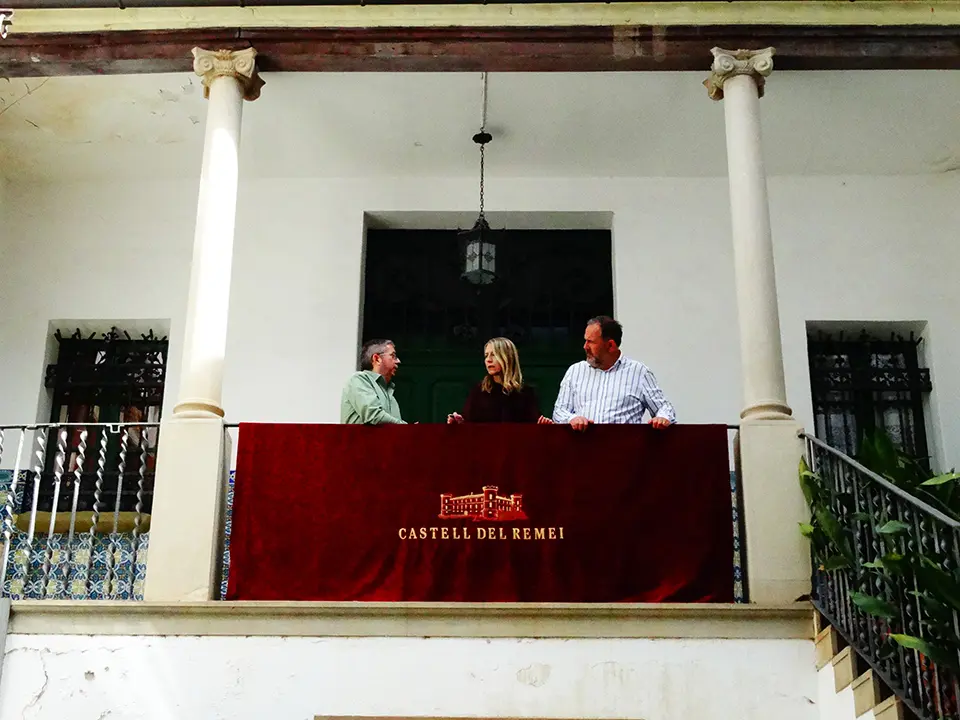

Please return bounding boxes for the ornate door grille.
[808,331,932,464]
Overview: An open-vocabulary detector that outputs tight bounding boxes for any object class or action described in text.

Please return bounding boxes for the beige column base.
[143,417,229,602]
[737,418,811,604]
[740,400,793,421]
[173,398,225,418]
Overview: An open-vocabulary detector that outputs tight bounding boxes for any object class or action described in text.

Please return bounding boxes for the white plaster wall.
[0,174,958,465]
[0,635,817,720]
[771,176,960,473]
[0,179,197,425]
[817,660,857,720]
[816,661,881,720]
[221,175,742,427]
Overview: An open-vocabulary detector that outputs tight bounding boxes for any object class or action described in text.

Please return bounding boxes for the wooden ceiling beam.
[2,25,960,77]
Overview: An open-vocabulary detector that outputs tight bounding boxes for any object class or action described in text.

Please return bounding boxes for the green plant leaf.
[860,430,899,477]
[921,472,960,487]
[889,634,960,671]
[799,522,815,538]
[851,591,898,619]
[877,520,911,535]
[808,528,831,549]
[912,592,956,626]
[915,560,960,613]
[861,554,900,571]
[880,552,908,575]
[859,429,931,490]
[822,555,851,571]
[852,512,873,523]
[911,487,960,523]
[898,455,934,486]
[816,507,854,561]
[799,458,820,506]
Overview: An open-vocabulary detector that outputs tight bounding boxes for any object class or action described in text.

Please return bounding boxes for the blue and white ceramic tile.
[730,470,745,603]
[68,535,94,600]
[0,527,148,601]
[3,533,32,599]
[133,533,148,599]
[0,467,149,601]
[0,470,26,511]
[219,470,236,600]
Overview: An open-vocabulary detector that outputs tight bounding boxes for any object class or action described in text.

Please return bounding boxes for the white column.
[735,420,810,604]
[143,417,229,601]
[174,47,264,418]
[706,47,791,422]
[145,48,261,602]
[707,48,809,604]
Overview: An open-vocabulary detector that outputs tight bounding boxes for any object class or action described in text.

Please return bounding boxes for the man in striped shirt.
[552,316,676,431]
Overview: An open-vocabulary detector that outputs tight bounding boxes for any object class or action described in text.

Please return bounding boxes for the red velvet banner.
[227,424,735,602]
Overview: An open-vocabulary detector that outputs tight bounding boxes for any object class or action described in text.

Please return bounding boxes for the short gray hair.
[360,339,394,371]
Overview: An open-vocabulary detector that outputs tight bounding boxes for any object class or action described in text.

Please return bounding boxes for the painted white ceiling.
[1,69,959,181]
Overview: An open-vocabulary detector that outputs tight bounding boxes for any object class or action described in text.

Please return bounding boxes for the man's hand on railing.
[570,416,593,431]
[650,417,672,430]
[536,416,553,424]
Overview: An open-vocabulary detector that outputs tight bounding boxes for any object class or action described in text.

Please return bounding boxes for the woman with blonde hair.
[447,337,551,424]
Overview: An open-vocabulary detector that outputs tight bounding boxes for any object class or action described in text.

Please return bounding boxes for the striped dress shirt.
[552,355,677,425]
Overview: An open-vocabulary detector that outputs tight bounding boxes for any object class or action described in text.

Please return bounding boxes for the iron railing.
[0,423,157,600]
[803,432,960,720]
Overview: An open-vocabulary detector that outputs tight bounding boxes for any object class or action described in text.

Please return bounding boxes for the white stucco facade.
[0,58,950,720]
[0,172,957,465]
[0,634,818,720]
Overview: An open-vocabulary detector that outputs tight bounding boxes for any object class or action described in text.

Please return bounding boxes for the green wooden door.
[392,347,579,424]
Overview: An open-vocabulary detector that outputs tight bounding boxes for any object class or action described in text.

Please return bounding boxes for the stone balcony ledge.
[8,600,813,639]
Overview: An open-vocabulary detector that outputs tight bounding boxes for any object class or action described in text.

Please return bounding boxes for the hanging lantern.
[460,214,498,286]
[461,75,503,286]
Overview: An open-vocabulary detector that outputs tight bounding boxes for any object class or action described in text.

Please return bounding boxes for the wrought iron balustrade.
[0,422,156,600]
[803,433,960,720]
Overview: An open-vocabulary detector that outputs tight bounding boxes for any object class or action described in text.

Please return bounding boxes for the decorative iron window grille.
[808,330,932,464]
[26,328,168,514]
[45,327,167,417]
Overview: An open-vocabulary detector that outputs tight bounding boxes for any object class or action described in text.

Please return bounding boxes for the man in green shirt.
[340,338,407,424]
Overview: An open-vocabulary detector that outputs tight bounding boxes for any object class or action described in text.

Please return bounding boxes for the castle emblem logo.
[439,485,528,522]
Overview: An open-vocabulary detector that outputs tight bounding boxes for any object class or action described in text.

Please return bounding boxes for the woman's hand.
[537,416,554,424]
[447,412,464,424]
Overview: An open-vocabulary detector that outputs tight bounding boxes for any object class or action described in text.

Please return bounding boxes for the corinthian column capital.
[704,47,775,101]
[192,47,265,102]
